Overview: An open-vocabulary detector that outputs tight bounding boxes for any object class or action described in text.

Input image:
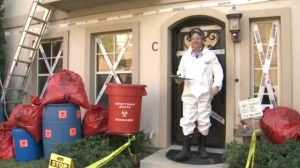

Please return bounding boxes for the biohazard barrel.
[12,127,42,161]
[105,83,147,135]
[42,103,82,158]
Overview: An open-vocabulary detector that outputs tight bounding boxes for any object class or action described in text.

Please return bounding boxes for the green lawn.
[0,158,49,168]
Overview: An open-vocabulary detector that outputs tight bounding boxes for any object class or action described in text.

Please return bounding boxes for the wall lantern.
[226,6,243,42]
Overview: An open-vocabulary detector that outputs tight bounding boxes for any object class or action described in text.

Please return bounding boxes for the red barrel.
[105,83,147,135]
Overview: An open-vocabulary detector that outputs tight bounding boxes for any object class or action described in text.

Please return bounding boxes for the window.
[37,38,64,96]
[251,19,280,107]
[94,31,133,107]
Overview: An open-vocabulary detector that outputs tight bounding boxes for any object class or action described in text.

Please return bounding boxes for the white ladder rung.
[26,30,42,37]
[21,45,36,51]
[15,59,32,64]
[10,74,27,78]
[6,88,23,91]
[31,16,47,24]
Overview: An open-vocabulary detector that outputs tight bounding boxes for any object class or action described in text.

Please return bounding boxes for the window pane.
[96,50,115,67]
[119,74,132,84]
[256,22,277,44]
[53,58,63,73]
[38,59,50,74]
[117,52,132,71]
[94,31,133,105]
[97,54,115,72]
[116,33,130,52]
[41,43,51,58]
[37,38,64,96]
[269,69,278,86]
[38,76,48,95]
[96,74,109,93]
[253,46,261,68]
[270,45,278,68]
[252,20,279,104]
[53,41,63,56]
[254,69,262,87]
[253,69,277,92]
[99,35,114,53]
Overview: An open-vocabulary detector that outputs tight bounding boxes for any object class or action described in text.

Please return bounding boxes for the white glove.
[176,71,185,78]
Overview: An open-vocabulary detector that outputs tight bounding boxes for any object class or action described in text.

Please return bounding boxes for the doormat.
[165,149,224,165]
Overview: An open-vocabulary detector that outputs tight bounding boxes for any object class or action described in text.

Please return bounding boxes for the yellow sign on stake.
[48,153,74,168]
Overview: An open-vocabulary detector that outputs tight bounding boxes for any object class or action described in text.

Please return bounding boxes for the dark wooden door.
[171,17,226,147]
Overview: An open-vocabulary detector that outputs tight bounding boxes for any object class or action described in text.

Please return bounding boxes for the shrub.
[223,139,300,168]
[53,132,151,168]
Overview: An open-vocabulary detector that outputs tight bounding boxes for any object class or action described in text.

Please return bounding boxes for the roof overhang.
[40,0,137,12]
[40,0,201,12]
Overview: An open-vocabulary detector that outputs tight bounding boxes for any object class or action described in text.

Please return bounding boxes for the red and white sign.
[59,110,67,119]
[20,139,28,148]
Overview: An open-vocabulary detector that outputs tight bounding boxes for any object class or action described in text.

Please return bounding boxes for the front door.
[171,16,226,147]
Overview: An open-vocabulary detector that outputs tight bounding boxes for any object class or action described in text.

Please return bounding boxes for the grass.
[0,158,49,168]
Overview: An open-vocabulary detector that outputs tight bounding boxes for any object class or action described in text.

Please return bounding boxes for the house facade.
[3,0,300,148]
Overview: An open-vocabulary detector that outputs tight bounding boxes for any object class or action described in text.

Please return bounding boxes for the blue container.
[12,127,42,161]
[43,103,82,158]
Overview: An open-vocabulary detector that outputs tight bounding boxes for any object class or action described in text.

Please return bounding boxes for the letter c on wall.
[152,42,158,51]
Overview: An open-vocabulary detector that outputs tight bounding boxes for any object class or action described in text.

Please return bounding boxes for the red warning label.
[20,139,28,147]
[77,110,81,118]
[69,128,76,136]
[59,110,67,119]
[45,129,52,138]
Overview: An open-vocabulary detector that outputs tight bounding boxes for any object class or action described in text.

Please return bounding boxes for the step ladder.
[0,0,52,108]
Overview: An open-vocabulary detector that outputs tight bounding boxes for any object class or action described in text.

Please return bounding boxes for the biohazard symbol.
[69,128,76,136]
[20,139,28,148]
[121,110,128,118]
[45,129,52,138]
[77,110,81,118]
[59,110,67,119]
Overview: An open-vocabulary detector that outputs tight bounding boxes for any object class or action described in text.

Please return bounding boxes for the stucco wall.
[290,0,300,111]
[4,0,33,19]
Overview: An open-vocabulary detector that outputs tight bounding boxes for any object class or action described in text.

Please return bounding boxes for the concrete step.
[140,145,229,168]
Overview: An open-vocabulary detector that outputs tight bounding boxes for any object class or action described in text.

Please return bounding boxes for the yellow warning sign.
[48,153,74,168]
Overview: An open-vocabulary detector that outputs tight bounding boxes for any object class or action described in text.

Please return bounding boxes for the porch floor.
[140,145,229,168]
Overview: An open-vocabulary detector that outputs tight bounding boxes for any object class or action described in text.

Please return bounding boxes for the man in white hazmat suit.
[174,28,223,161]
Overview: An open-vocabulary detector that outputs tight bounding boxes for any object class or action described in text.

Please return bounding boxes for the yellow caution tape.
[245,130,261,168]
[86,135,136,168]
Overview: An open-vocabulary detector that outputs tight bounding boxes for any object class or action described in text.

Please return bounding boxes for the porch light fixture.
[226,6,243,43]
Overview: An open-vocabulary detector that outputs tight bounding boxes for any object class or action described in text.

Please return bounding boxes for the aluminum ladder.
[0,0,52,108]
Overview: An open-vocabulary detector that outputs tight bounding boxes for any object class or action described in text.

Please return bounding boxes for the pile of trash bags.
[0,69,108,159]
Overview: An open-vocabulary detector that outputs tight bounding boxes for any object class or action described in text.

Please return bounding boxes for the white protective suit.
[177,47,223,136]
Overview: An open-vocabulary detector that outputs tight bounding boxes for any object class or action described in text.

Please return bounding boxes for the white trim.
[5,0,270,35]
